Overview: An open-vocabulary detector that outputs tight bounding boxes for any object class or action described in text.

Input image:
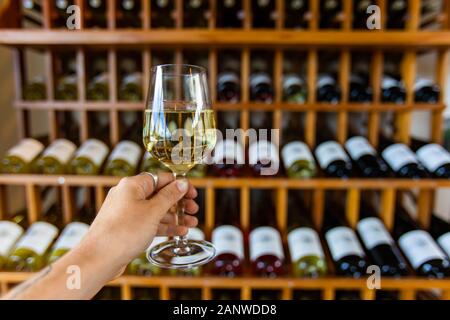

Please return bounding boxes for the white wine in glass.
[143,64,217,269]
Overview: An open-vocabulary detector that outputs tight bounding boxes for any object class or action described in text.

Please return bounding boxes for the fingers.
[146,179,190,219]
[160,211,199,225]
[156,224,190,237]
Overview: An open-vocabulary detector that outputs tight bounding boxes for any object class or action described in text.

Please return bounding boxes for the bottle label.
[315,141,350,169]
[212,225,244,259]
[249,226,284,261]
[186,227,205,241]
[75,139,109,166]
[382,143,418,171]
[250,73,272,89]
[282,141,314,168]
[416,144,450,172]
[381,76,400,89]
[248,140,280,173]
[217,72,239,86]
[317,74,336,88]
[92,72,109,85]
[0,221,24,257]
[356,217,393,250]
[283,74,304,91]
[213,139,244,164]
[288,227,325,261]
[108,141,142,167]
[345,136,376,161]
[398,230,447,269]
[15,222,58,255]
[53,222,89,251]
[325,226,365,261]
[43,139,77,165]
[7,138,44,162]
[60,74,78,85]
[437,232,450,257]
[122,72,143,87]
[414,78,434,91]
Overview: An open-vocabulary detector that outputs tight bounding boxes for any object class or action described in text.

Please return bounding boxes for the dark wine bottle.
[251,0,276,29]
[248,139,280,177]
[317,74,341,103]
[357,199,408,277]
[394,205,450,278]
[429,214,450,258]
[322,197,367,278]
[86,0,107,28]
[412,139,450,179]
[183,0,209,28]
[217,0,243,28]
[414,78,440,103]
[217,56,241,102]
[349,73,373,103]
[285,0,310,29]
[151,0,175,28]
[320,0,342,29]
[381,142,428,179]
[315,141,352,178]
[249,190,285,277]
[212,139,245,177]
[387,0,408,29]
[344,136,388,178]
[210,189,245,277]
[381,75,406,103]
[250,72,273,103]
[352,0,375,29]
[117,0,142,29]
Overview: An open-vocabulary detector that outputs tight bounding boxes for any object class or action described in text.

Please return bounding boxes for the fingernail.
[176,179,189,192]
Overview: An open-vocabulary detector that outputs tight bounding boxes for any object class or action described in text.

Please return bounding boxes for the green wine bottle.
[87,58,109,101]
[283,73,307,103]
[0,221,24,270]
[104,140,142,177]
[23,76,46,101]
[282,141,316,178]
[2,138,44,173]
[6,221,58,272]
[47,222,90,264]
[36,139,77,174]
[70,139,110,175]
[127,236,167,276]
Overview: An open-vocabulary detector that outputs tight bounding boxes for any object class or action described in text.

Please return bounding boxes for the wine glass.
[143,64,217,269]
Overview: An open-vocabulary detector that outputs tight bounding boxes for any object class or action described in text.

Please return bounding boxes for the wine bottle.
[55,57,78,101]
[323,197,367,278]
[0,221,24,270]
[394,206,450,278]
[118,58,143,101]
[429,215,450,258]
[2,138,44,174]
[117,0,142,29]
[285,0,309,29]
[87,57,109,101]
[248,139,280,177]
[282,141,316,179]
[381,75,406,103]
[344,136,388,178]
[140,151,170,174]
[250,72,273,103]
[349,73,373,103]
[70,139,110,175]
[414,78,440,103]
[217,58,241,102]
[217,0,243,28]
[317,74,341,103]
[127,237,167,276]
[23,76,46,101]
[36,139,77,175]
[415,143,450,179]
[315,141,352,178]
[353,0,374,29]
[151,0,175,28]
[210,189,244,277]
[283,74,307,103]
[249,190,285,277]
[6,221,59,272]
[86,0,107,28]
[320,0,342,29]
[381,143,428,179]
[252,0,276,29]
[47,222,90,264]
[287,193,327,278]
[357,200,408,277]
[212,139,245,177]
[104,140,142,177]
[53,0,72,28]
[183,0,209,28]
[387,0,408,29]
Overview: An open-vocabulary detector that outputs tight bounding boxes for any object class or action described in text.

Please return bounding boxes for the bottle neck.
[215,189,240,226]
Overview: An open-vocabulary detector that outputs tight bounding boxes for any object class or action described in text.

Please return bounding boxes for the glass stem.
[173,172,189,253]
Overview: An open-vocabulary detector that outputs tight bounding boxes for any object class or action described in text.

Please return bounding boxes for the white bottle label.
[53,222,89,251]
[75,139,109,166]
[92,72,109,85]
[437,232,450,258]
[213,139,244,164]
[248,140,280,172]
[416,144,450,172]
[315,141,349,169]
[15,222,58,255]
[282,141,314,169]
[7,138,44,162]
[345,136,376,161]
[398,230,447,269]
[186,227,205,241]
[212,225,244,259]
[288,227,325,261]
[249,226,284,261]
[250,73,272,89]
[108,140,142,167]
[218,72,239,85]
[0,221,24,257]
[122,72,143,87]
[42,139,77,165]
[382,143,418,171]
[382,76,401,89]
[414,78,434,91]
[317,74,336,88]
[357,217,393,250]
[283,74,304,91]
[325,226,365,261]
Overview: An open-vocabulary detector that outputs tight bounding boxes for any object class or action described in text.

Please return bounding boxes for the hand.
[79,172,199,280]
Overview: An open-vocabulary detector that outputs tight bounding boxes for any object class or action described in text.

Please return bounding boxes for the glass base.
[147,239,216,269]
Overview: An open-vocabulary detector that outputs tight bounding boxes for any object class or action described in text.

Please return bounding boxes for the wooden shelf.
[1,30,450,48]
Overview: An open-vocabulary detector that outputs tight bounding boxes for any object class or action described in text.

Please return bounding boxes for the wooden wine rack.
[1,0,450,300]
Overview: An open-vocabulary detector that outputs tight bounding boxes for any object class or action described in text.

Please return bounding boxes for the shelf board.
[0,174,449,189]
[1,30,450,48]
[14,101,445,112]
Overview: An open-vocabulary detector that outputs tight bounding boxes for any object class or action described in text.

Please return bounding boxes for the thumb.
[147,179,189,218]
